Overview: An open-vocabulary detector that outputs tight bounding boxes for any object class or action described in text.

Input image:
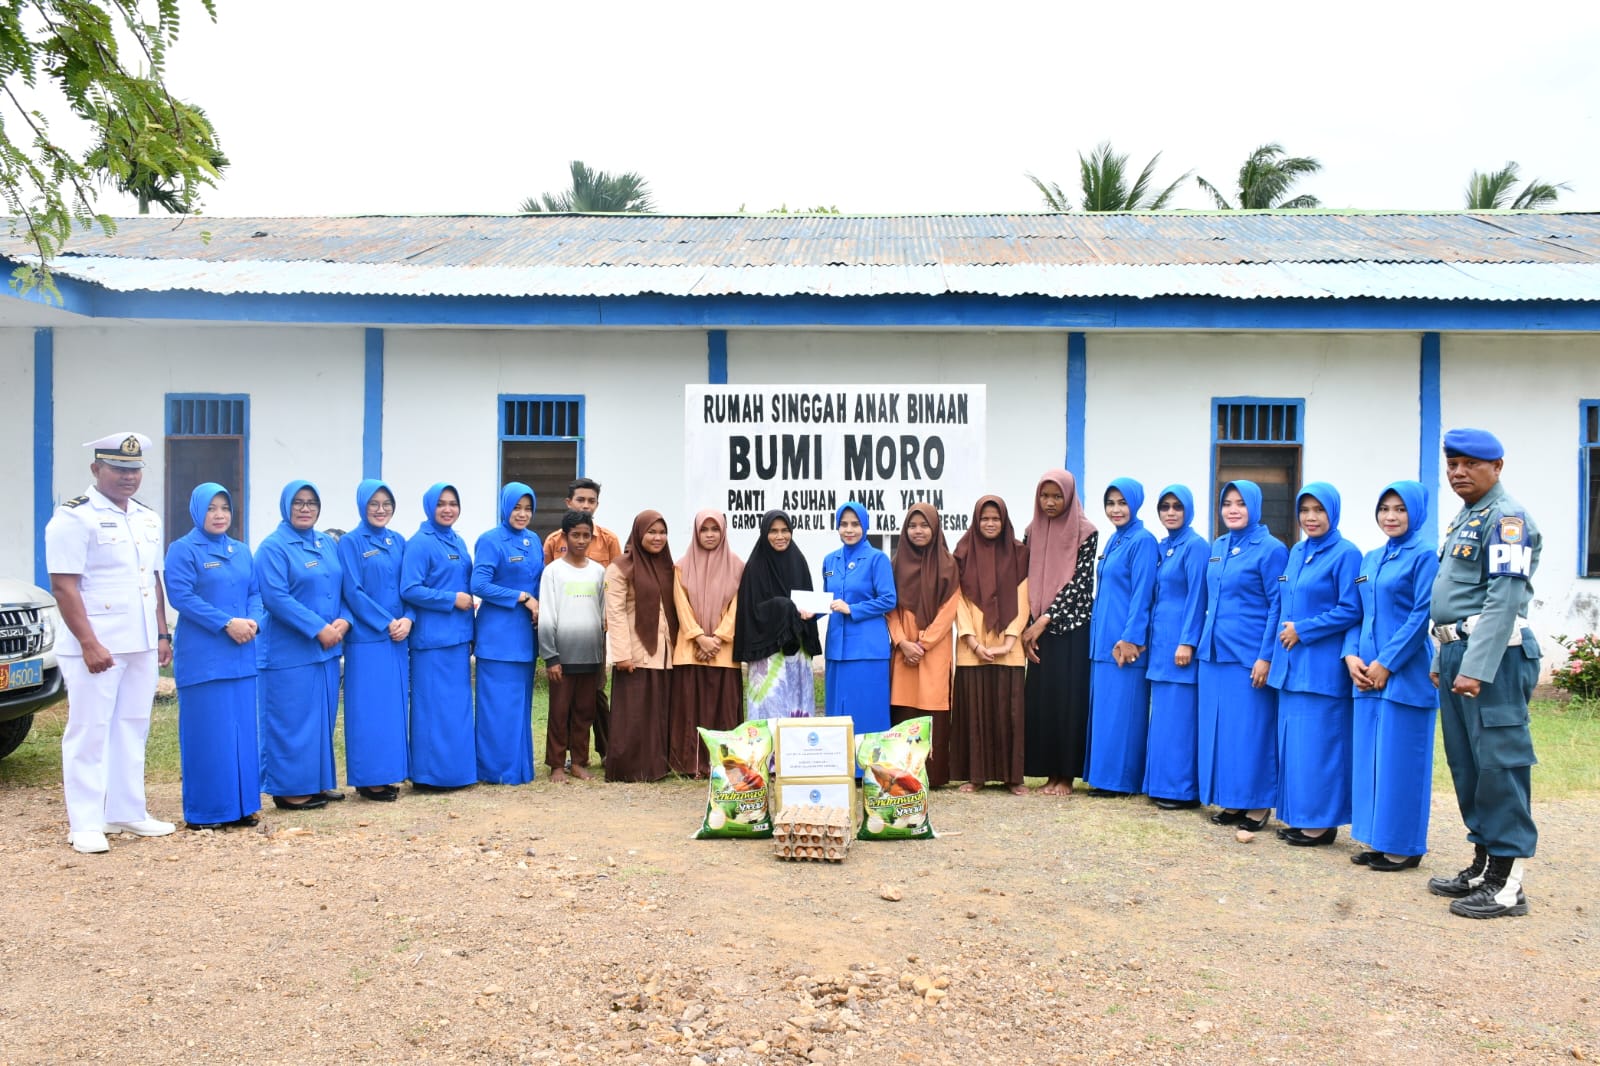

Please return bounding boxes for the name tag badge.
[447,554,460,561]
[509,556,524,563]
[305,560,320,568]
[1209,557,1222,563]
[100,521,118,529]
[1278,575,1288,581]
[362,548,381,558]
[203,561,222,569]
[1355,575,1368,584]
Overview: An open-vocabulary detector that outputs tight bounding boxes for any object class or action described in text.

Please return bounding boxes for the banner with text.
[685,385,986,558]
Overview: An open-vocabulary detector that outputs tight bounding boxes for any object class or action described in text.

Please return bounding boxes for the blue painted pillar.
[1419,332,1441,539]
[1066,332,1087,485]
[33,328,54,587]
[707,329,728,384]
[363,328,384,479]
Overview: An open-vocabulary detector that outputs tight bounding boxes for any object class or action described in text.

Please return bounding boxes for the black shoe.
[1428,844,1489,898]
[411,781,469,793]
[272,795,329,811]
[357,785,400,802]
[1283,827,1338,847]
[229,813,261,828]
[1239,811,1273,832]
[1086,788,1129,798]
[1351,850,1382,866]
[320,789,347,802]
[1276,826,1300,840]
[186,821,226,831]
[1153,798,1200,810]
[1368,853,1422,872]
[1448,856,1528,918]
[1210,809,1245,826]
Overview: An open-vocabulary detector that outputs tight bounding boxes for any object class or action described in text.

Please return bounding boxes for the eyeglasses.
[1157,502,1185,511]
[291,499,320,511]
[367,500,395,511]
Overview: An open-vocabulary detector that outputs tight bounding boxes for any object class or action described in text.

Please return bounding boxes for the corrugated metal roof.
[8,212,1600,301]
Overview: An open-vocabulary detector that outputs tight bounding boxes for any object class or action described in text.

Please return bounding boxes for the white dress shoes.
[69,830,110,854]
[104,818,177,837]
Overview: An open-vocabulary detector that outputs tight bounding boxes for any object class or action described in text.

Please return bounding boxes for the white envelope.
[790,589,833,614]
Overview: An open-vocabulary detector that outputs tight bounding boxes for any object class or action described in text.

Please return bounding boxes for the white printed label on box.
[775,719,854,776]
[777,780,854,812]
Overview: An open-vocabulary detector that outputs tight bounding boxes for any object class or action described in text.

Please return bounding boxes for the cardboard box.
[772,716,855,778]
[775,776,858,830]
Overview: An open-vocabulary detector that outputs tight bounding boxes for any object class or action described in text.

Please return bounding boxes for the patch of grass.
[1432,698,1600,799]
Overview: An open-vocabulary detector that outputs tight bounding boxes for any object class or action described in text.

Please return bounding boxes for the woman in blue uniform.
[1268,483,1363,847]
[471,483,543,785]
[337,479,412,801]
[401,482,476,791]
[822,501,897,737]
[1344,480,1439,871]
[255,480,349,811]
[1143,485,1208,810]
[164,483,263,828]
[1197,480,1288,831]
[1085,478,1159,797]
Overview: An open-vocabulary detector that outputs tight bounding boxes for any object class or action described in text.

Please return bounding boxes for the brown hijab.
[891,503,958,630]
[676,508,744,628]
[614,510,679,649]
[953,495,1028,633]
[1024,469,1095,619]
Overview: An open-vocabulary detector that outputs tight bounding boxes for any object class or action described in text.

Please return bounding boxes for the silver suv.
[0,578,63,761]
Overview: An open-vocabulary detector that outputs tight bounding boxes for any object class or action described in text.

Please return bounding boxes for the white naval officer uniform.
[45,471,166,835]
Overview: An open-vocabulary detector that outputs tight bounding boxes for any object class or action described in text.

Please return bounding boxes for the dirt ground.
[2,768,1597,1066]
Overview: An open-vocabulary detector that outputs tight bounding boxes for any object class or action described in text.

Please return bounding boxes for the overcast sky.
[105,0,1600,218]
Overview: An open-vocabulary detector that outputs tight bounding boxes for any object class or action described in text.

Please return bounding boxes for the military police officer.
[45,432,176,854]
[1427,428,1540,918]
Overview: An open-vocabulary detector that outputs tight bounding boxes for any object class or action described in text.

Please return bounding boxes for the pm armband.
[1487,516,1533,578]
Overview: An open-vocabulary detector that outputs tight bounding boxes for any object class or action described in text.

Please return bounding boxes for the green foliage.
[1465,161,1570,210]
[1,0,225,293]
[521,159,655,213]
[85,101,228,214]
[1027,143,1189,212]
[739,203,840,215]
[1549,633,1600,699]
[1197,143,1321,210]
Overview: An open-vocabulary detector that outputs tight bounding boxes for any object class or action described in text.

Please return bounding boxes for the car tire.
[0,714,34,761]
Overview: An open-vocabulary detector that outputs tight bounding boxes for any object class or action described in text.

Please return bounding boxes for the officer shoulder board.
[1486,511,1533,578]
[62,495,89,509]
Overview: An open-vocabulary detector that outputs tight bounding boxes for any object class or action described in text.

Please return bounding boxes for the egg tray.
[772,805,852,863]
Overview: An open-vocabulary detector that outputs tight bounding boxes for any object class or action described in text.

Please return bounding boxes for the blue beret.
[1442,427,1504,461]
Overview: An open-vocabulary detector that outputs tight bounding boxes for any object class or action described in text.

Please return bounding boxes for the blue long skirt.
[1085,660,1151,793]
[474,657,535,784]
[178,676,261,824]
[1276,690,1353,828]
[1351,695,1436,856]
[343,638,410,788]
[259,659,339,797]
[825,657,891,736]
[409,643,475,787]
[1197,660,1278,810]
[1144,679,1199,802]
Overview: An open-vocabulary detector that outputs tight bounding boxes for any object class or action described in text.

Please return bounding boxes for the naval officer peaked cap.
[87,431,153,469]
[1442,427,1504,461]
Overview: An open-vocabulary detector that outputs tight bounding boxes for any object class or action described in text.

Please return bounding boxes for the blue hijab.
[1155,483,1200,552]
[184,482,231,547]
[419,482,466,548]
[277,479,321,545]
[355,478,397,537]
[499,482,537,536]
[1378,479,1430,549]
[835,501,872,563]
[1295,482,1343,562]
[1103,477,1146,552]
[1219,479,1264,543]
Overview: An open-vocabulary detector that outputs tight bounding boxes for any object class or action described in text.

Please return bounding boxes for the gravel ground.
[1,775,1596,1065]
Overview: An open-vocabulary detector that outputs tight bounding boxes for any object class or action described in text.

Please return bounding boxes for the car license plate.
[0,658,43,692]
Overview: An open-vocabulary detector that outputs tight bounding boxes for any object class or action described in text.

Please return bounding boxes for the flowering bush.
[1550,633,1600,700]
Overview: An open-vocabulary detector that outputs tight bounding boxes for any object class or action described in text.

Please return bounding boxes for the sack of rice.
[693,720,775,839]
[855,716,935,841]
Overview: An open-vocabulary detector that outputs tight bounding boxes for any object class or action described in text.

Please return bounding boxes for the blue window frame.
[1582,401,1600,577]
[164,393,250,544]
[498,394,585,543]
[1211,397,1304,544]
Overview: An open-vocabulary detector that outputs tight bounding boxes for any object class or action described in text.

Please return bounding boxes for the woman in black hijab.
[732,510,822,719]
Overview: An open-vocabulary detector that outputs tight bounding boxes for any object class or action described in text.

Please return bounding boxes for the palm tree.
[521,160,655,213]
[1027,142,1189,212]
[1465,162,1570,209]
[86,104,228,215]
[1197,143,1321,210]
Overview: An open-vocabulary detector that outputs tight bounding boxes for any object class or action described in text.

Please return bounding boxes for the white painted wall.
[382,329,707,542]
[1085,332,1423,541]
[0,329,36,581]
[1440,333,1600,644]
[50,326,365,549]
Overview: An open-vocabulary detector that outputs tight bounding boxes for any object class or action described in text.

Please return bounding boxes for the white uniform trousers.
[58,651,158,832]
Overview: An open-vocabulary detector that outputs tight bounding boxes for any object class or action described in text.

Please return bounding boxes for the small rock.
[681,1004,705,1024]
[912,976,933,995]
[925,988,946,1004]
[1193,1020,1215,1034]
[879,883,903,902]
[1123,959,1143,971]
[749,1040,769,1054]
[933,975,951,989]
[1235,829,1255,843]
